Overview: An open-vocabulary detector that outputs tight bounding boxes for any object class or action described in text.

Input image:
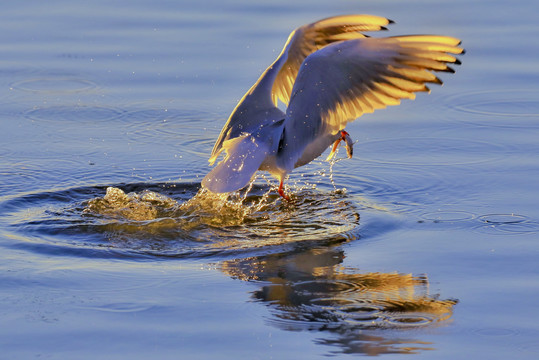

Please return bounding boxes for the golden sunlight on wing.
[204,15,464,198]
[394,34,462,46]
[271,14,393,106]
[208,15,393,167]
[283,35,464,169]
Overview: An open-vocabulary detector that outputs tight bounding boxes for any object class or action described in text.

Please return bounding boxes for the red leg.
[278,180,291,201]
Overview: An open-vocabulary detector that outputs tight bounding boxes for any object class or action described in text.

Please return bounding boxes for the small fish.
[343,131,353,159]
[326,130,353,161]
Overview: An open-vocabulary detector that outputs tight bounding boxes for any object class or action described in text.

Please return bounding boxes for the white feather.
[202,15,463,195]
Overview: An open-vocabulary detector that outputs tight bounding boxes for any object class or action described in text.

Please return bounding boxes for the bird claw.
[326,130,354,161]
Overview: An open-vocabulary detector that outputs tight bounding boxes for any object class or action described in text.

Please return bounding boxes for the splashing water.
[84,175,282,226]
[0,144,402,259]
[84,187,178,221]
[85,153,352,227]
[177,179,275,227]
[0,162,355,258]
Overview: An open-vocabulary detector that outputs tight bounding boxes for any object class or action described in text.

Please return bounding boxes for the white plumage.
[202,15,464,199]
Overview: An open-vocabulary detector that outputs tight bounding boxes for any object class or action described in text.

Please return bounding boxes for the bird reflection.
[220,246,457,356]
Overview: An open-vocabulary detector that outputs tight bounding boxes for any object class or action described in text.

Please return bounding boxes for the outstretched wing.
[271,14,393,106]
[279,35,464,170]
[208,15,391,165]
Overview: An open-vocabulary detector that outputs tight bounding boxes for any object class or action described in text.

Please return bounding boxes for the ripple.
[339,165,458,212]
[473,327,519,337]
[122,107,221,157]
[11,77,97,94]
[262,284,456,331]
[292,279,366,296]
[0,66,45,94]
[0,182,361,259]
[309,297,357,308]
[472,220,539,236]
[0,162,46,195]
[385,314,433,327]
[334,303,382,322]
[25,104,124,123]
[123,107,217,123]
[240,248,457,333]
[80,302,156,313]
[356,137,509,166]
[0,146,13,157]
[472,213,539,235]
[445,89,539,128]
[421,210,477,223]
[478,213,528,224]
[0,158,128,196]
[518,341,539,355]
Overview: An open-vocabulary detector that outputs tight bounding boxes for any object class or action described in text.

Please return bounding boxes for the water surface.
[1,0,538,359]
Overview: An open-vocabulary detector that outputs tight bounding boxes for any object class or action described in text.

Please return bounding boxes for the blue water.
[1,0,538,359]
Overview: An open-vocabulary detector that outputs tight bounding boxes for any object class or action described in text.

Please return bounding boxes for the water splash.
[84,187,177,221]
[0,176,363,258]
[177,180,274,227]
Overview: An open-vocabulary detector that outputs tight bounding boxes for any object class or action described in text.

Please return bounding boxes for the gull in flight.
[202,15,464,200]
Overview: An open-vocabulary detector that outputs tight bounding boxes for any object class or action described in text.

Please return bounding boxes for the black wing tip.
[444,66,456,73]
[425,76,443,86]
[453,58,462,65]
[387,19,395,24]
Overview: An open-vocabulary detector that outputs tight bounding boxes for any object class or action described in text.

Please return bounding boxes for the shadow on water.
[0,180,457,355]
[220,246,457,356]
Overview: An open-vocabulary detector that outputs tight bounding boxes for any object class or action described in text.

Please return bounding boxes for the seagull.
[202,15,464,200]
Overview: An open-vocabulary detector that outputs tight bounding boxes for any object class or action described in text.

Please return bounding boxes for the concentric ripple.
[25,104,124,123]
[333,164,462,214]
[478,213,528,224]
[473,213,539,235]
[11,77,97,94]
[444,89,539,128]
[356,137,510,166]
[421,210,477,223]
[121,107,221,157]
[0,182,362,259]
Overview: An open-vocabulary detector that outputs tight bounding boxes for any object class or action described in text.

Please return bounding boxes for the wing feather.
[280,35,464,170]
[208,15,392,165]
[271,15,393,106]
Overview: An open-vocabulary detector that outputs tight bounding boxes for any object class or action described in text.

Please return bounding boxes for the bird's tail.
[202,133,270,193]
